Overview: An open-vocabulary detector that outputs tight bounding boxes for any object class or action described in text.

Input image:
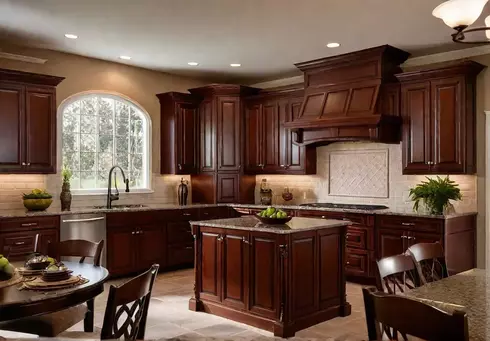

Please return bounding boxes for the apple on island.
[0,255,15,281]
[257,206,288,219]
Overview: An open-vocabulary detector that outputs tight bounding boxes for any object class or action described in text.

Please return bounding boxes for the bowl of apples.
[256,207,292,225]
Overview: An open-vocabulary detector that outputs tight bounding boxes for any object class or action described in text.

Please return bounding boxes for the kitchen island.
[188,216,351,337]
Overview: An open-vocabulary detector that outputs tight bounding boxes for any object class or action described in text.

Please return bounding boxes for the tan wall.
[0,43,207,211]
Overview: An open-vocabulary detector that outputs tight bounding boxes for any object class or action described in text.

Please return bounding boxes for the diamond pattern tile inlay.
[328,149,388,198]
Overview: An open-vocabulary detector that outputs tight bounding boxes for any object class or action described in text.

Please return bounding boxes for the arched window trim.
[57,91,153,195]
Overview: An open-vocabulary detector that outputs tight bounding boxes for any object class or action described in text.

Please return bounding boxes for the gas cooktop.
[299,203,389,211]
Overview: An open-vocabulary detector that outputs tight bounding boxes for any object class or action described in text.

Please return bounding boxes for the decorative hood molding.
[284,45,410,146]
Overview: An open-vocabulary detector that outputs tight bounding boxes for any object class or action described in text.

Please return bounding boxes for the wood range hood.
[284,45,410,146]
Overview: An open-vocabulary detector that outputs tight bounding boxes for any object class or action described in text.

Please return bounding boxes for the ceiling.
[0,0,487,83]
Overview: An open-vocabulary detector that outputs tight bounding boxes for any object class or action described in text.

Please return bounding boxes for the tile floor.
[62,269,369,340]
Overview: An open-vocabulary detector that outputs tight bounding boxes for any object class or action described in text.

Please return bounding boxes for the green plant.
[23,189,52,199]
[61,165,72,184]
[409,176,462,215]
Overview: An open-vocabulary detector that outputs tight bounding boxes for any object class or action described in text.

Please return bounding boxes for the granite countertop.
[0,203,477,220]
[189,216,350,234]
[404,269,490,341]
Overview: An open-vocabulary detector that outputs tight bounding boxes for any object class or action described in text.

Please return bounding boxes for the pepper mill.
[178,178,189,206]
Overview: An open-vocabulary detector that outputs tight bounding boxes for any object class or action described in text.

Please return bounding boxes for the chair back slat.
[363,287,469,341]
[407,242,448,284]
[47,239,104,266]
[101,264,159,340]
[376,254,420,294]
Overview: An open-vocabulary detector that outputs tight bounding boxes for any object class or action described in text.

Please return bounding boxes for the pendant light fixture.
[433,0,490,43]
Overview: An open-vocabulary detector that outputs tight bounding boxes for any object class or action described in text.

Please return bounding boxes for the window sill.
[71,189,154,196]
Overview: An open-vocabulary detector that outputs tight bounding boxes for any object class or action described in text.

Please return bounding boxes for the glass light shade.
[485,15,490,39]
[432,0,488,28]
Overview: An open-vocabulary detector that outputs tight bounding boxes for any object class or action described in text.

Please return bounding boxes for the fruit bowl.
[23,198,53,211]
[256,215,292,225]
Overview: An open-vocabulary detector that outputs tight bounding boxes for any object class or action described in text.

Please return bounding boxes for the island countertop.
[189,216,351,234]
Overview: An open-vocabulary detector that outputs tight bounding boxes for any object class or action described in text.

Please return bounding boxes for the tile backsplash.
[255,142,477,213]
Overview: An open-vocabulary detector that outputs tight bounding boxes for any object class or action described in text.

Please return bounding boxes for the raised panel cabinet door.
[0,83,24,172]
[286,97,305,172]
[107,227,136,276]
[217,96,241,171]
[200,100,216,172]
[38,229,59,256]
[318,232,341,303]
[377,228,406,259]
[400,82,431,174]
[409,231,442,247]
[291,231,318,318]
[244,102,263,173]
[222,230,249,310]
[136,225,165,271]
[263,101,280,172]
[25,87,56,173]
[177,103,198,174]
[431,77,464,173]
[249,231,280,319]
[200,229,222,302]
[216,173,239,203]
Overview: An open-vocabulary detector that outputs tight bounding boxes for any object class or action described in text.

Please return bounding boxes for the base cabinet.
[190,224,349,337]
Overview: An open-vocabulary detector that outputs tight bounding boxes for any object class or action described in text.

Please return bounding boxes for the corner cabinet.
[0,69,64,174]
[157,92,200,174]
[396,61,484,175]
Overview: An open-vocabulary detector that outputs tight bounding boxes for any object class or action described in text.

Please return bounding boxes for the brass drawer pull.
[21,223,37,227]
[401,222,415,226]
[183,213,192,216]
[14,241,26,246]
[185,246,193,250]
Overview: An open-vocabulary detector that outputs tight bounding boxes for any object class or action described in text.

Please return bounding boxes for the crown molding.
[403,45,490,67]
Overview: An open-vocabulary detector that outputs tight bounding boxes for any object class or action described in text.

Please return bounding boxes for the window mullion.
[112,98,116,189]
[128,106,132,183]
[95,96,100,188]
[78,100,82,189]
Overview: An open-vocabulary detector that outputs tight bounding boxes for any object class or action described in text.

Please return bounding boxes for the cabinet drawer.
[232,208,251,216]
[345,248,370,277]
[167,221,194,245]
[0,216,58,232]
[377,215,443,233]
[346,226,374,250]
[199,207,229,220]
[296,210,373,226]
[1,233,38,260]
[107,211,159,227]
[165,209,200,221]
[167,244,194,267]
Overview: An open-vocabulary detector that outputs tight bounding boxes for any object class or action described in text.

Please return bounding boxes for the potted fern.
[409,176,462,215]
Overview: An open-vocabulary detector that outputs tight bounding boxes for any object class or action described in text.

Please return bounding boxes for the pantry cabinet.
[396,61,484,175]
[0,69,63,174]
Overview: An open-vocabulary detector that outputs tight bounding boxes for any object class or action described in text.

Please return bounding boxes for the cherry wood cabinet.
[217,96,241,171]
[157,92,200,174]
[190,222,349,337]
[244,90,316,175]
[0,69,63,174]
[396,61,484,174]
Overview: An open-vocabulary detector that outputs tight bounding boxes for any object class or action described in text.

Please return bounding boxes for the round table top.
[0,262,109,322]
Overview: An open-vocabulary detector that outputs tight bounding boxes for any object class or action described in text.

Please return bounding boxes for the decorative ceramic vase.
[282,187,293,202]
[178,178,189,206]
[60,182,72,211]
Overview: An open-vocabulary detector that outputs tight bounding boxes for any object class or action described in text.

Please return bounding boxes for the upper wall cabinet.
[396,61,484,175]
[244,88,316,175]
[157,92,200,174]
[0,68,64,174]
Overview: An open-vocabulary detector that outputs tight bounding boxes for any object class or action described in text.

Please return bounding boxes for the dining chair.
[407,242,448,285]
[100,264,159,340]
[376,254,421,294]
[363,286,469,341]
[0,239,104,337]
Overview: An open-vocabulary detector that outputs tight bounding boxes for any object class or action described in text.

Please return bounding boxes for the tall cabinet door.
[262,101,280,172]
[244,102,263,173]
[200,100,216,172]
[286,97,305,172]
[431,77,464,174]
[25,87,56,173]
[217,96,241,171]
[401,82,431,174]
[249,231,280,319]
[199,228,222,302]
[0,83,24,172]
[222,230,249,310]
[177,103,198,174]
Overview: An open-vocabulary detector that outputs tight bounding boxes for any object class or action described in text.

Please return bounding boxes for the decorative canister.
[60,182,72,211]
[282,187,293,202]
[259,179,273,205]
[178,178,189,206]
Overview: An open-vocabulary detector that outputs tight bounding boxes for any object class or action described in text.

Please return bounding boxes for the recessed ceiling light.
[326,42,340,48]
[119,55,131,60]
[64,34,78,39]
[188,62,199,66]
[230,63,241,67]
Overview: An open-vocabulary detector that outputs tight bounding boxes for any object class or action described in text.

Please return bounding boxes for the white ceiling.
[0,0,487,83]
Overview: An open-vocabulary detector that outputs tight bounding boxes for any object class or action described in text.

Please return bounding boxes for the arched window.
[60,93,150,192]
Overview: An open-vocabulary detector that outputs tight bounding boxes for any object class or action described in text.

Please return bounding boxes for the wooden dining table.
[0,262,109,328]
[405,269,490,341]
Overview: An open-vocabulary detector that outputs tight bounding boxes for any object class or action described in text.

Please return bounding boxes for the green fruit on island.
[0,256,14,281]
[0,256,8,270]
